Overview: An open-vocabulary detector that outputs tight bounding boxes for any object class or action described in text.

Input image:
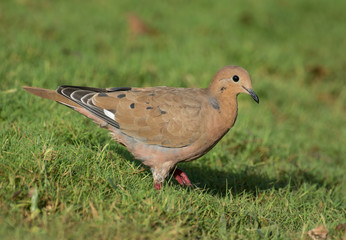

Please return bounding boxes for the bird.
[23,65,259,190]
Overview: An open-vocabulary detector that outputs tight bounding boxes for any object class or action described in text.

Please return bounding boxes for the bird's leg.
[151,167,168,190]
[154,182,162,190]
[172,168,192,187]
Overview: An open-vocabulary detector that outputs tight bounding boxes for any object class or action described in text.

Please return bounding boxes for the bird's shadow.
[178,164,336,197]
[111,146,336,197]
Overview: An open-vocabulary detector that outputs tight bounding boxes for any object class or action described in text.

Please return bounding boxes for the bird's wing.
[93,87,207,148]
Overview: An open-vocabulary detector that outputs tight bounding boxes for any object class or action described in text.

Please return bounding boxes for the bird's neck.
[204,90,239,144]
[218,93,239,129]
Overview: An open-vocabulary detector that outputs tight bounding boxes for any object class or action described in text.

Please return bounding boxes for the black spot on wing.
[117,94,126,98]
[130,103,135,109]
[157,106,167,114]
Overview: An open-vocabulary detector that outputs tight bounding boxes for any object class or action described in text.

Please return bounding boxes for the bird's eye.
[232,75,239,82]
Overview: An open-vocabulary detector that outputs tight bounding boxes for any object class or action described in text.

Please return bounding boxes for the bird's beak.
[243,86,259,104]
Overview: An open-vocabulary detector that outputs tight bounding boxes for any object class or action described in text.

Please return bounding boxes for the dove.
[23,65,259,190]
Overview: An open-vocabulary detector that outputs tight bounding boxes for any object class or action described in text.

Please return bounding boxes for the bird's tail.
[22,86,119,129]
[22,86,80,108]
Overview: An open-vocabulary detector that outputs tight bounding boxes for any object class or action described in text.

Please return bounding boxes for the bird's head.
[208,65,259,104]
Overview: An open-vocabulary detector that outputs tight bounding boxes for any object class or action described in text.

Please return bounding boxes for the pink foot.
[173,168,192,187]
[154,183,162,190]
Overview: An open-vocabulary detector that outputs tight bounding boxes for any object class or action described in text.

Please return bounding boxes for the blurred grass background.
[0,0,345,239]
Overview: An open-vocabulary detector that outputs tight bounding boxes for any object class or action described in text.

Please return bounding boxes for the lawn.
[0,0,345,239]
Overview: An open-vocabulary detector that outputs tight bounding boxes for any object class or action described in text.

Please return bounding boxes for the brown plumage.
[23,66,259,190]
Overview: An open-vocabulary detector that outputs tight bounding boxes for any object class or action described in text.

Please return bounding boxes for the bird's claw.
[173,168,192,187]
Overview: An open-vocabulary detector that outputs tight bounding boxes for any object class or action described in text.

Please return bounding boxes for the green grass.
[1,0,345,239]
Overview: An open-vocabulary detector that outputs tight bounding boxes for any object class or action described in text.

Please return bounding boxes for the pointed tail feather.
[22,86,80,108]
[23,86,120,129]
